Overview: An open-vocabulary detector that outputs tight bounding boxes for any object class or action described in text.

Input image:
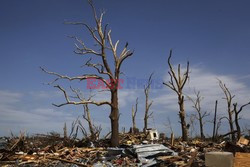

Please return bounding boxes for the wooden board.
[234,152,250,167]
[237,137,249,146]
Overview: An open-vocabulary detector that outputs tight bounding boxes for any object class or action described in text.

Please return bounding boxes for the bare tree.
[144,73,154,133]
[187,90,209,140]
[163,50,190,141]
[131,97,138,134]
[218,79,236,142]
[41,0,133,146]
[233,102,250,140]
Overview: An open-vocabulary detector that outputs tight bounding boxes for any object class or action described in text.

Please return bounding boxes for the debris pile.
[1,133,250,166]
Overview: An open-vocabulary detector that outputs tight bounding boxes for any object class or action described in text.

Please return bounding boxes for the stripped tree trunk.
[218,79,236,142]
[163,50,190,141]
[187,90,209,140]
[233,102,250,140]
[41,0,133,147]
[212,100,218,141]
[132,98,138,134]
[110,90,119,146]
[143,73,154,133]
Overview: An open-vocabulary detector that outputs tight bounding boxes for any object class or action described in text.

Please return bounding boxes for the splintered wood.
[234,152,250,167]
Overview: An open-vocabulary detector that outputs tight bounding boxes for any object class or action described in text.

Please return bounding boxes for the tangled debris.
[0,133,250,167]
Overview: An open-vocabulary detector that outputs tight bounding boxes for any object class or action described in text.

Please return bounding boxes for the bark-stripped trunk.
[143,74,153,133]
[228,113,235,142]
[63,122,67,140]
[218,79,235,142]
[179,95,188,141]
[110,90,119,146]
[144,94,149,133]
[234,111,241,140]
[131,97,138,134]
[132,107,136,133]
[227,101,235,142]
[233,102,250,141]
[144,118,148,133]
[163,50,189,141]
[212,100,218,141]
[83,104,95,139]
[198,112,205,139]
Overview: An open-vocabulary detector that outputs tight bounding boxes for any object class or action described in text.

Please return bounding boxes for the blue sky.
[1,0,250,137]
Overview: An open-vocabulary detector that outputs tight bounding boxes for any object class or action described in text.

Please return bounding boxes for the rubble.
[0,138,8,150]
[1,133,250,166]
[133,144,178,167]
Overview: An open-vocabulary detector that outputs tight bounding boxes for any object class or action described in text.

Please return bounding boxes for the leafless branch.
[85,58,112,78]
[52,85,111,107]
[40,67,109,86]
[68,36,102,56]
[65,22,102,45]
